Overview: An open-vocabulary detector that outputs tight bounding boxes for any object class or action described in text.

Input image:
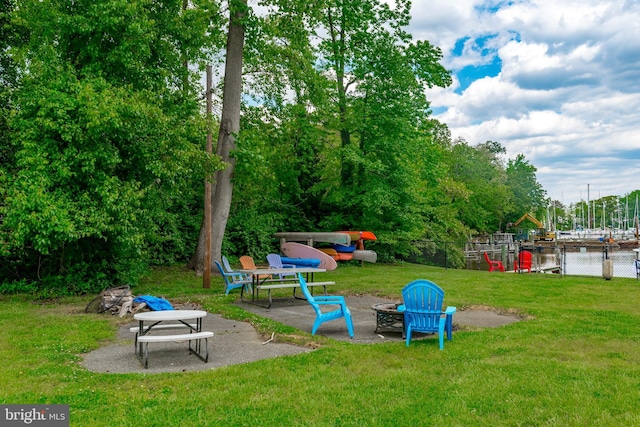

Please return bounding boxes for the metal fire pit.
[371,303,405,337]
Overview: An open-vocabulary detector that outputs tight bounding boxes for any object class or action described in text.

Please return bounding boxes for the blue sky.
[408,0,640,205]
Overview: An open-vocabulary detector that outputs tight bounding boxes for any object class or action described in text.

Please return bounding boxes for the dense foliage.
[1,0,552,295]
[0,0,225,294]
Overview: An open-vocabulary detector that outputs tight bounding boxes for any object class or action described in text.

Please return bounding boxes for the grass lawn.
[1,263,640,426]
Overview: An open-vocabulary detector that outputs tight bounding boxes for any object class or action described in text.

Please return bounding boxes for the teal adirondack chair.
[397,279,456,349]
[297,273,354,338]
[214,260,251,295]
[222,255,249,282]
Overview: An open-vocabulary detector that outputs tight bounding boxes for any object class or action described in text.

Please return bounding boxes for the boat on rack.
[273,232,351,246]
[274,231,378,263]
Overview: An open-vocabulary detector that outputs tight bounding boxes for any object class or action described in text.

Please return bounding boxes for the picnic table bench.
[132,310,213,368]
[239,267,334,308]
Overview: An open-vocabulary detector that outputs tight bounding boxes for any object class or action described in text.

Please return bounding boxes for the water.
[471,248,640,278]
[542,250,639,279]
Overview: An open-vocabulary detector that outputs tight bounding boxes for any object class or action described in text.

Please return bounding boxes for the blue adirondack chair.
[214,260,252,295]
[297,273,354,338]
[397,279,456,349]
[222,255,249,282]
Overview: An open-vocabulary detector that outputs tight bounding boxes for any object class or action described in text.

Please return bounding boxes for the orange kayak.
[338,231,377,241]
[319,248,354,261]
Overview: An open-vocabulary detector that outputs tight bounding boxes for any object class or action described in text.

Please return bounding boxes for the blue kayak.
[330,244,357,253]
[280,257,321,267]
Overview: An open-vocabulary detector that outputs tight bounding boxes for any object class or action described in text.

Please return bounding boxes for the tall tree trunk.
[327,5,353,187]
[188,1,246,275]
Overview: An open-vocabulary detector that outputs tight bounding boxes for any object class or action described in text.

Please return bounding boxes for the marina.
[465,232,640,278]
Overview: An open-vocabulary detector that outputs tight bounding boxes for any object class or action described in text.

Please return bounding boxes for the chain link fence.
[559,243,640,279]
[374,240,469,269]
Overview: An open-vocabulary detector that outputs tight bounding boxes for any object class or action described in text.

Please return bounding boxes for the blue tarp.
[133,295,174,311]
[280,257,321,267]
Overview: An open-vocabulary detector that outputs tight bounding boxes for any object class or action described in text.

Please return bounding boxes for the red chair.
[514,250,533,273]
[483,252,505,272]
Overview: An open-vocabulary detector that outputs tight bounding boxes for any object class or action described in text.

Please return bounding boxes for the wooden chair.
[483,252,505,272]
[397,279,456,349]
[514,250,533,273]
[297,273,354,338]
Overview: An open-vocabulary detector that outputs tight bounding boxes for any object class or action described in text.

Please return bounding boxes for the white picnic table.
[132,310,212,368]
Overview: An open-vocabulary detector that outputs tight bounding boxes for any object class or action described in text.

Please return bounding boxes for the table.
[134,309,206,332]
[238,267,331,307]
[133,310,210,367]
[372,303,405,336]
[238,266,326,283]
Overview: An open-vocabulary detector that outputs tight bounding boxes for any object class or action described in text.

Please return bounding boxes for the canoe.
[352,250,377,263]
[338,231,377,241]
[337,231,362,241]
[274,232,351,246]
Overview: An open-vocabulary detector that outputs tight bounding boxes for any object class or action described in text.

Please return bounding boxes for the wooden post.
[203,65,213,289]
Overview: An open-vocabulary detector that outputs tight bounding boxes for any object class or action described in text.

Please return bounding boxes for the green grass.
[2,263,640,426]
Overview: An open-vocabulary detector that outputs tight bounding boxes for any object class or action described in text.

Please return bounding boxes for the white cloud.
[412,0,640,204]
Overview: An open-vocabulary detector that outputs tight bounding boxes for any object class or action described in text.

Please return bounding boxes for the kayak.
[338,231,377,241]
[330,244,357,253]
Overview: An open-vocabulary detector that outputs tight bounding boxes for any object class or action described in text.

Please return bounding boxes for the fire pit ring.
[371,303,405,336]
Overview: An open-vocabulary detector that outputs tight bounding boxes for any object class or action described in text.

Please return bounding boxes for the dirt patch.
[459,304,533,321]
[454,308,522,329]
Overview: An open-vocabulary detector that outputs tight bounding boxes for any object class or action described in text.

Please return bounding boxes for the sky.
[406,0,640,206]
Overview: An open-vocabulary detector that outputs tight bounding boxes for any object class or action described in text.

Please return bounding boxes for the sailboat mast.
[635,195,639,239]
[625,195,629,230]
[587,184,590,231]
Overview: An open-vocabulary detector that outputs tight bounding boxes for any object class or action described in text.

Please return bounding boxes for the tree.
[215,0,455,260]
[1,0,225,292]
[189,0,247,275]
[549,200,570,230]
[445,140,511,234]
[316,0,451,189]
[505,154,547,224]
[0,0,24,227]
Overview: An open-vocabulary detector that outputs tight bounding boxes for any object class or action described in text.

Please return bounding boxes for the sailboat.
[619,195,640,245]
